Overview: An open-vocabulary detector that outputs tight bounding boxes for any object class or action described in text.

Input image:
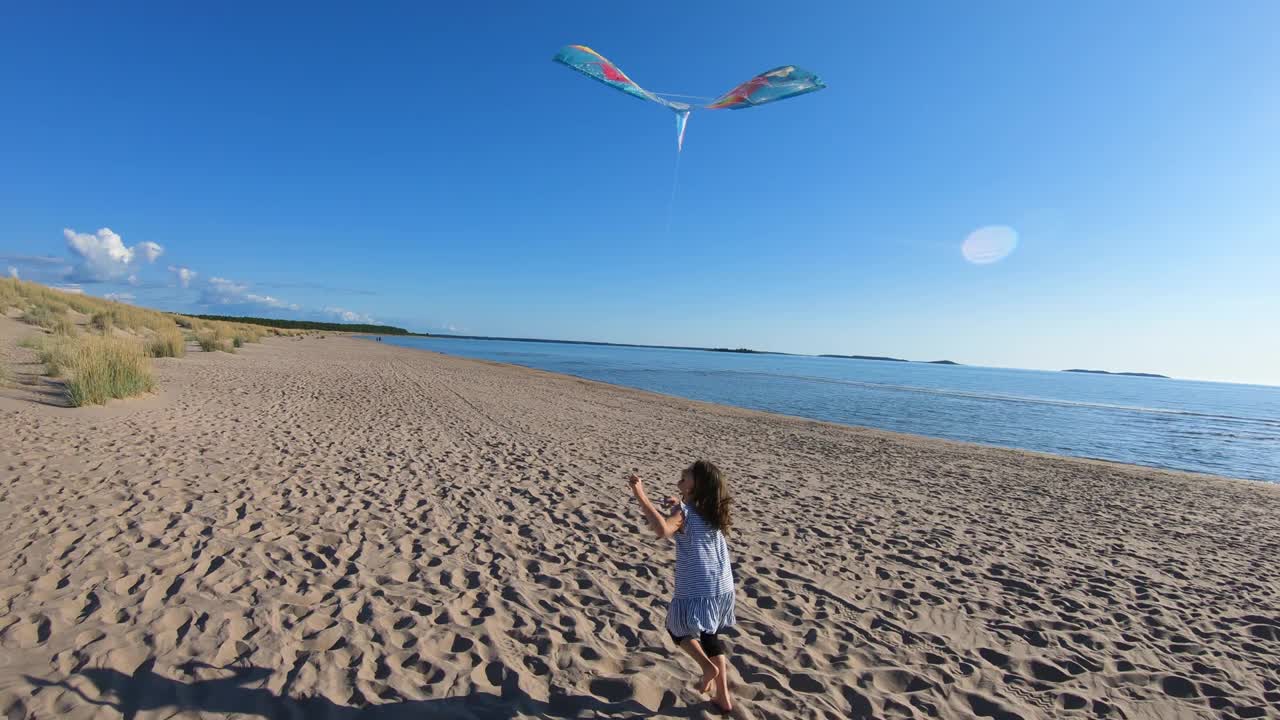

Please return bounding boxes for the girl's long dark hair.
[687,460,732,534]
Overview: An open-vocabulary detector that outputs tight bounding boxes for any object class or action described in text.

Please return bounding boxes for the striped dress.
[667,502,736,637]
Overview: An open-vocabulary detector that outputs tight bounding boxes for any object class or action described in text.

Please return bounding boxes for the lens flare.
[962,225,1018,264]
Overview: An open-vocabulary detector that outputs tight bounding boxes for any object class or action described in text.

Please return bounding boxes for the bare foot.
[696,665,719,695]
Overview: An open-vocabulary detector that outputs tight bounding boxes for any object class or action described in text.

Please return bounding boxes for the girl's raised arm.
[628,475,684,539]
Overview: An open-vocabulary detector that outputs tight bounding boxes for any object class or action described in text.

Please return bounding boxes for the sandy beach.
[1,321,1278,719]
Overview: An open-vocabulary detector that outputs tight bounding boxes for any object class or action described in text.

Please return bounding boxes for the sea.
[371,336,1280,484]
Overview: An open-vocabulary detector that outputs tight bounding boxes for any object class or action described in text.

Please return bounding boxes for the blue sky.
[2,2,1277,385]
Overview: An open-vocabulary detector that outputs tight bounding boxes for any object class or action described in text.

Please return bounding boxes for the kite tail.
[675,110,690,153]
[666,147,682,235]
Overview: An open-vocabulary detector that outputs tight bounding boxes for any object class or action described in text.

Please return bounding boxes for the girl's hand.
[660,495,680,510]
[628,474,644,495]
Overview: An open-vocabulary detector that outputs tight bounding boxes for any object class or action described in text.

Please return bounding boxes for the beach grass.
[62,335,156,406]
[86,305,178,335]
[4,278,302,402]
[52,314,78,336]
[0,277,20,312]
[3,279,290,347]
[21,304,67,330]
[26,307,58,330]
[196,328,232,353]
[91,311,115,334]
[2,278,235,337]
[28,334,78,378]
[147,328,186,358]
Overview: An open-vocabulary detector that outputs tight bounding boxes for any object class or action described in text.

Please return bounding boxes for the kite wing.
[552,46,823,152]
[553,45,690,112]
[704,66,826,110]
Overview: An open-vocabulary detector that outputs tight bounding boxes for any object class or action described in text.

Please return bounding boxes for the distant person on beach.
[628,460,736,713]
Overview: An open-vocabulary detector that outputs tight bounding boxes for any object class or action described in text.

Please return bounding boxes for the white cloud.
[104,292,135,302]
[248,294,300,310]
[64,227,165,282]
[6,266,16,279]
[202,276,299,311]
[168,265,197,288]
[324,306,376,324]
[52,284,84,295]
[208,276,247,295]
[137,242,164,263]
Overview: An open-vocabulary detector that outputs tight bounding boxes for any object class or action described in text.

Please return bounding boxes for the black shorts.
[668,630,725,657]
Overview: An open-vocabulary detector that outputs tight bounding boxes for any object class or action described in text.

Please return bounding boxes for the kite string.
[666,148,682,235]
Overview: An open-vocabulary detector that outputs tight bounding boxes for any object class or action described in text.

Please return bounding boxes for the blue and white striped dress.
[667,502,736,637]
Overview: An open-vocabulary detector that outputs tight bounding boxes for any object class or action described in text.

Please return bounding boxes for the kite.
[553,45,825,152]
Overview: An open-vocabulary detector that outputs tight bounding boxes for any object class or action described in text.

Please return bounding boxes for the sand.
[1,319,1278,719]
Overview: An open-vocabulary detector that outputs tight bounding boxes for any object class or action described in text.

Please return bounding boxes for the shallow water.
[371,336,1280,483]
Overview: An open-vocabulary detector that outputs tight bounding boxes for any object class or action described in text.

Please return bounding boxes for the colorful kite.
[553,45,825,152]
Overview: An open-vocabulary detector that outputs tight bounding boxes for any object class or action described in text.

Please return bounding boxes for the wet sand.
[2,321,1278,719]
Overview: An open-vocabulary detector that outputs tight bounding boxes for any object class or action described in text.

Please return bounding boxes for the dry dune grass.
[20,304,69,332]
[3,278,97,317]
[185,317,270,353]
[21,333,154,405]
[52,315,77,337]
[147,327,186,358]
[89,305,179,335]
[89,311,115,334]
[62,335,157,406]
[0,277,20,311]
[25,334,78,378]
[1,277,292,404]
[195,326,233,353]
[3,277,289,343]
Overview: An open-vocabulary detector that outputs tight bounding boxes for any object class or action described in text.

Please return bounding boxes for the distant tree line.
[181,314,414,335]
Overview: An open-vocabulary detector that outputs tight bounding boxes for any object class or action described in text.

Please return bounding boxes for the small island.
[1063,369,1170,379]
[820,354,909,362]
[821,355,962,365]
[710,348,765,354]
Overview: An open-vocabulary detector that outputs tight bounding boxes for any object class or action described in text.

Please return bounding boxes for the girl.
[628,460,736,713]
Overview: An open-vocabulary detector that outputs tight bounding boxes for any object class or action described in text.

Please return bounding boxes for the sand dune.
[1,321,1278,719]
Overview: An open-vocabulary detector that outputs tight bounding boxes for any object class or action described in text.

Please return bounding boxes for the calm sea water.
[371,336,1280,483]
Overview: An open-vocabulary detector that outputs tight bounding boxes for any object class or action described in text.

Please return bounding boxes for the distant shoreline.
[381,332,972,366]
[376,332,1179,379]
[175,314,1172,381]
[819,354,961,365]
[1063,368,1170,379]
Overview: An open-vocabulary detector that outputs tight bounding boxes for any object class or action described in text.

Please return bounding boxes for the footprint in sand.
[787,671,826,694]
[3,614,51,648]
[154,608,194,652]
[114,573,144,595]
[399,652,447,683]
[33,572,69,594]
[867,667,933,694]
